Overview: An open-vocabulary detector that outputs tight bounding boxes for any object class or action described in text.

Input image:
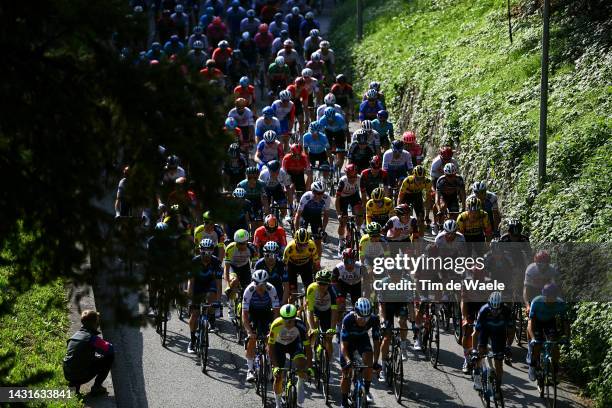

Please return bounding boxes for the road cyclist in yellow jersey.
[456,197,493,243]
[224,229,258,319]
[398,165,431,230]
[305,269,338,366]
[358,222,389,300]
[365,187,394,226]
[193,210,226,259]
[283,228,321,294]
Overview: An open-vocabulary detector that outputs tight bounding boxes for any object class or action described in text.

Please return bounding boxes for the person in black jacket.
[63,310,114,395]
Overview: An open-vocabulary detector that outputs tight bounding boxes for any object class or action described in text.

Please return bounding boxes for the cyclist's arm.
[322,207,329,231]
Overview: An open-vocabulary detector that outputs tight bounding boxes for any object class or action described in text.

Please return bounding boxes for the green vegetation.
[0,264,82,407]
[330,0,611,405]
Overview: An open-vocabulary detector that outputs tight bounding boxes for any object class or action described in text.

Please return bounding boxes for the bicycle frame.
[197,303,211,373]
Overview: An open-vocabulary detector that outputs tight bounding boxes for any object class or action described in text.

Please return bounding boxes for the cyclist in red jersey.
[331,74,354,121]
[253,214,287,255]
[402,131,423,166]
[287,77,309,134]
[282,143,311,194]
[234,76,256,108]
[360,156,390,201]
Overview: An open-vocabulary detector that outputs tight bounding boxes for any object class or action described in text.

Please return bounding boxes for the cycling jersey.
[340,312,381,342]
[268,62,291,82]
[529,295,566,322]
[298,191,332,217]
[475,303,514,354]
[399,174,431,196]
[224,241,257,268]
[316,104,343,121]
[434,231,466,249]
[332,261,363,286]
[277,48,300,67]
[303,36,321,59]
[359,234,386,262]
[189,255,223,294]
[523,263,559,291]
[223,154,249,179]
[259,167,292,188]
[193,224,225,248]
[252,226,287,250]
[306,282,338,312]
[228,107,255,127]
[360,168,389,196]
[242,282,280,311]
[237,179,266,204]
[358,100,384,122]
[365,198,394,225]
[456,210,492,237]
[331,83,354,107]
[286,84,308,102]
[302,77,319,95]
[282,153,310,173]
[336,175,361,198]
[371,119,393,143]
[311,49,335,66]
[271,100,295,122]
[318,113,347,133]
[234,85,255,106]
[384,215,418,241]
[430,156,460,180]
[351,129,380,152]
[268,317,309,346]
[254,257,288,291]
[256,140,284,163]
[306,60,325,81]
[302,132,330,155]
[254,31,273,50]
[348,143,376,171]
[405,144,423,165]
[240,18,260,36]
[255,117,281,141]
[435,174,465,198]
[382,149,413,174]
[468,192,499,228]
[283,240,319,266]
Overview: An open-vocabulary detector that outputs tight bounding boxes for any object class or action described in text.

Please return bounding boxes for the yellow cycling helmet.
[371,187,384,201]
[294,228,310,244]
[466,196,481,211]
[413,165,425,178]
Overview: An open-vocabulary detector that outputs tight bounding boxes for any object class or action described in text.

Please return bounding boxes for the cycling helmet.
[466,196,481,211]
[259,23,269,33]
[361,120,373,131]
[202,210,212,223]
[234,229,250,243]
[377,110,388,120]
[233,187,246,198]
[488,291,502,310]
[534,250,551,264]
[228,143,241,157]
[370,155,382,169]
[309,121,321,133]
[356,130,368,144]
[263,241,279,254]
[279,89,291,101]
[342,248,356,261]
[246,166,259,176]
[166,154,179,169]
[305,11,315,19]
[283,39,294,47]
[366,222,382,235]
[133,5,143,13]
[241,31,250,40]
[439,146,453,160]
[274,12,283,20]
[310,29,320,37]
[154,222,169,232]
[275,56,285,66]
[443,219,458,233]
[402,131,416,144]
[280,304,297,319]
[170,34,180,43]
[507,219,523,235]
[267,160,281,172]
[169,204,181,215]
[472,181,487,194]
[366,89,378,100]
[324,93,336,105]
[443,162,457,175]
[235,97,247,108]
[311,180,325,193]
[247,9,256,17]
[371,187,385,201]
[391,139,404,152]
[199,238,215,251]
[324,107,336,119]
[175,4,184,13]
[219,40,229,49]
[354,297,372,317]
[262,106,274,117]
[291,6,300,15]
[319,163,331,172]
[175,176,187,186]
[336,74,347,83]
[345,163,358,177]
[301,68,313,78]
[290,143,302,155]
[225,116,238,129]
[369,81,380,91]
[252,269,269,284]
[315,269,332,284]
[193,40,204,50]
[193,25,203,35]
[239,76,249,87]
[394,203,410,216]
[413,165,425,178]
[294,228,310,244]
[263,130,277,143]
[320,40,330,49]
[542,283,559,297]
[311,52,321,62]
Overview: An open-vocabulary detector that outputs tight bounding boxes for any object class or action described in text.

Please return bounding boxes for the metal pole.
[507,0,513,44]
[538,0,550,190]
[357,0,363,41]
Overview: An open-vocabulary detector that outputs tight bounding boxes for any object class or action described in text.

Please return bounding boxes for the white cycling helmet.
[252,269,269,284]
[233,187,246,198]
[311,180,325,193]
[472,181,487,193]
[324,93,336,105]
[443,162,457,175]
[361,120,373,131]
[275,56,285,66]
[279,90,291,101]
[488,291,503,309]
[301,68,313,78]
[443,219,458,233]
[354,297,372,317]
[263,130,277,143]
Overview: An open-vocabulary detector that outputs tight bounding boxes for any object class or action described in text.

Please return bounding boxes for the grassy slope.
[329,0,611,405]
[0,263,82,407]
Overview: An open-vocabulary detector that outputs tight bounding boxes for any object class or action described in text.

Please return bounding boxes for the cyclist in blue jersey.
[294,181,331,256]
[359,89,384,122]
[372,110,393,151]
[319,107,348,171]
[302,122,330,168]
[254,241,290,304]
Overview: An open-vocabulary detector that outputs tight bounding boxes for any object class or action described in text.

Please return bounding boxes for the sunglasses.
[264,253,276,258]
[314,191,324,196]
[201,250,214,256]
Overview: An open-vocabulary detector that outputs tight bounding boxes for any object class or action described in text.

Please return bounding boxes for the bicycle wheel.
[515,304,525,346]
[314,344,321,390]
[385,357,393,388]
[492,376,504,408]
[200,320,209,373]
[453,302,463,344]
[160,298,168,347]
[429,314,440,368]
[393,341,404,402]
[286,383,297,408]
[322,348,330,404]
[544,364,557,408]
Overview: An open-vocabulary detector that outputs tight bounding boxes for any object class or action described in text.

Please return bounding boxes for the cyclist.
[226,188,252,239]
[271,90,295,150]
[193,211,226,259]
[255,130,284,169]
[499,218,532,274]
[372,110,393,151]
[382,203,420,243]
[282,143,311,195]
[331,74,354,121]
[146,222,173,317]
[359,222,387,266]
[255,107,281,142]
[500,218,530,243]
[228,98,255,149]
[259,160,293,220]
[240,9,261,37]
[211,40,232,74]
[302,121,330,168]
[306,52,326,85]
[468,181,501,236]
[254,23,273,64]
[243,269,280,382]
[335,164,363,253]
[238,31,258,79]
[365,187,394,227]
[303,28,322,62]
[523,250,559,313]
[434,162,466,231]
[277,39,300,77]
[161,155,186,187]
[269,12,288,38]
[237,166,268,227]
[300,68,320,121]
[306,269,338,362]
[186,40,208,71]
[226,1,246,46]
[348,130,376,173]
[223,143,248,189]
[187,238,223,353]
[319,106,348,169]
[460,265,489,373]
[224,229,258,307]
[358,89,384,122]
[317,93,343,121]
[253,214,287,255]
[284,7,303,49]
[254,241,290,304]
[271,30,290,56]
[269,304,311,408]
[287,77,309,134]
[430,145,460,186]
[398,165,431,228]
[227,50,251,88]
[360,156,389,201]
[456,197,493,242]
[267,56,291,98]
[382,140,413,196]
[300,12,320,46]
[362,81,386,108]
[434,219,466,253]
[312,40,335,81]
[333,248,364,314]
[527,283,569,382]
[402,131,423,166]
[294,181,331,257]
[163,34,185,56]
[283,228,320,292]
[234,76,256,108]
[471,291,514,396]
[339,298,381,406]
[354,120,381,155]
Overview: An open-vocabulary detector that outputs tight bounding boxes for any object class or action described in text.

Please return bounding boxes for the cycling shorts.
[403,192,424,217]
[230,264,253,291]
[272,340,305,369]
[440,194,460,213]
[314,308,332,332]
[279,118,290,135]
[334,281,362,306]
[301,214,323,239]
[287,261,314,290]
[477,329,507,357]
[308,152,329,167]
[531,319,559,342]
[464,302,486,324]
[287,170,306,193]
[382,303,409,331]
[248,308,274,336]
[339,336,372,368]
[265,184,287,205]
[338,193,362,216]
[327,129,346,149]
